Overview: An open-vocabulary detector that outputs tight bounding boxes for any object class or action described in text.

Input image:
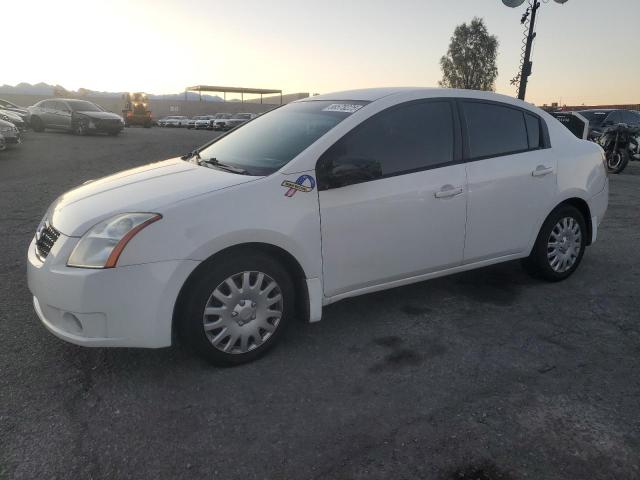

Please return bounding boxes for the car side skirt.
[322,252,526,306]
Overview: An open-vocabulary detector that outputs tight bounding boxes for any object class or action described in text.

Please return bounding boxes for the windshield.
[197,100,368,176]
[579,111,609,126]
[68,100,102,112]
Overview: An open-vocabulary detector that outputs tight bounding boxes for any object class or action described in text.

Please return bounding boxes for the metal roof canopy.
[186,85,283,104]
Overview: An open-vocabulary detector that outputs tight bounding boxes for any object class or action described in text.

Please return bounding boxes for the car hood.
[49,158,260,236]
[6,107,28,116]
[0,110,23,122]
[75,110,122,120]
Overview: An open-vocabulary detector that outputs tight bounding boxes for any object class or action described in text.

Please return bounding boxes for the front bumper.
[88,120,124,134]
[27,234,198,348]
[1,130,21,144]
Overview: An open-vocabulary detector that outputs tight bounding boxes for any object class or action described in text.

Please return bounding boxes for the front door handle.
[434,185,464,199]
[532,165,554,177]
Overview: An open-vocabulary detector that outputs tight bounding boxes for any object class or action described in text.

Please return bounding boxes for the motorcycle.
[597,123,640,174]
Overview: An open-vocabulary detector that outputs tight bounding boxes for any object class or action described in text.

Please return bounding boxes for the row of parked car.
[0,97,128,149]
[157,112,258,131]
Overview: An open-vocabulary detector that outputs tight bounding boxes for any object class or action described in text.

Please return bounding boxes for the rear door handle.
[532,165,554,177]
[434,185,464,199]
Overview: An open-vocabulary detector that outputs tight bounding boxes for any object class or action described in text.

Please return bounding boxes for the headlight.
[0,126,13,133]
[67,213,161,268]
[0,114,8,121]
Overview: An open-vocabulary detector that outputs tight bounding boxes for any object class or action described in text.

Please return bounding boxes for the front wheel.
[73,120,88,136]
[178,252,294,366]
[522,205,587,282]
[606,149,629,174]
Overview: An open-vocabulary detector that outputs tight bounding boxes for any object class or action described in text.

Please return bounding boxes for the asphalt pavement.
[1,127,639,480]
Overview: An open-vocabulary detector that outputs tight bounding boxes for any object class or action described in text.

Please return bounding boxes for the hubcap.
[202,271,283,354]
[547,217,582,273]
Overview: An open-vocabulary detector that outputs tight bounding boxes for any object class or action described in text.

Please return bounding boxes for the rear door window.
[462,102,529,159]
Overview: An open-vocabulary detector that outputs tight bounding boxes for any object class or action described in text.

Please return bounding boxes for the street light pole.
[517,0,540,100]
[504,0,569,100]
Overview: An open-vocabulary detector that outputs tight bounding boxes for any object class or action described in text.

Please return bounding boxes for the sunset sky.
[5,0,640,106]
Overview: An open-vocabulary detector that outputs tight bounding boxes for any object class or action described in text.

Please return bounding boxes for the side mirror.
[318,157,383,190]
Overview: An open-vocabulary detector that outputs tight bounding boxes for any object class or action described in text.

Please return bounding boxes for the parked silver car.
[0,109,27,132]
[28,99,124,136]
[0,118,21,147]
[158,115,189,127]
[0,98,30,124]
[217,112,257,131]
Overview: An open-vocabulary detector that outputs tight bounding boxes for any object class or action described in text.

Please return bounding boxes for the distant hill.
[0,83,223,102]
[0,82,57,96]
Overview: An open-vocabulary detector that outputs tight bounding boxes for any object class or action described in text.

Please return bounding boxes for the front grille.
[35,223,61,260]
[97,119,121,128]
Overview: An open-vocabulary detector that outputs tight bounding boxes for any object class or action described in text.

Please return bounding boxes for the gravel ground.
[1,128,639,480]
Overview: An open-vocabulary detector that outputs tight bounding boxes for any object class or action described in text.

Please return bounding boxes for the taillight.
[600,149,609,176]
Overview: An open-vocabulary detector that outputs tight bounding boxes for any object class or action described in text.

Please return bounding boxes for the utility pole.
[518,1,540,101]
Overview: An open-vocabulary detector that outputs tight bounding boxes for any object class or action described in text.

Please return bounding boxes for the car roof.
[577,109,615,113]
[298,87,537,108]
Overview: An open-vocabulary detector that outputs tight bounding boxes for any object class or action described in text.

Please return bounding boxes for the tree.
[439,17,499,91]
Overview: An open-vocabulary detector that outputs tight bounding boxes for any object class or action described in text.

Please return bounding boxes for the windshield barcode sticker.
[322,104,363,114]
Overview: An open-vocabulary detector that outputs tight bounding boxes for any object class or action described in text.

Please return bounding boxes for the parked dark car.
[577,109,640,140]
[0,118,22,147]
[28,99,125,136]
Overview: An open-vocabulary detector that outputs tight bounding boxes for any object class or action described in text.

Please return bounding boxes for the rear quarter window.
[525,113,541,149]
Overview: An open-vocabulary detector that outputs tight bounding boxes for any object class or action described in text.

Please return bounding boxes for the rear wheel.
[31,116,44,132]
[522,205,587,282]
[178,252,294,366]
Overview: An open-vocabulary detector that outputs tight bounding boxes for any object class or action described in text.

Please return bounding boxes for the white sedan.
[159,115,189,127]
[27,88,608,365]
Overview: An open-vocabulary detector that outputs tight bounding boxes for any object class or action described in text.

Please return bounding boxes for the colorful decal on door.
[282,175,316,197]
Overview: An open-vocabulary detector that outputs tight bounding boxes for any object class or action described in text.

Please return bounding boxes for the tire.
[522,205,587,282]
[31,116,44,132]
[606,149,629,174]
[73,120,88,136]
[178,251,295,366]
